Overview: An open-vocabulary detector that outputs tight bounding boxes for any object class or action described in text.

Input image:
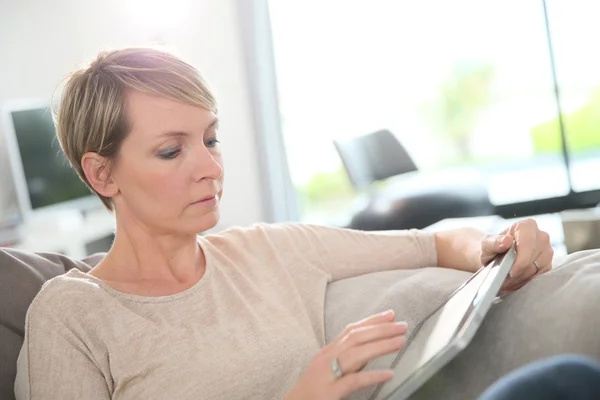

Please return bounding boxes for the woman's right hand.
[286,310,406,400]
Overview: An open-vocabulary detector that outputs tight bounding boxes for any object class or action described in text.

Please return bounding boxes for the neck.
[99,222,204,284]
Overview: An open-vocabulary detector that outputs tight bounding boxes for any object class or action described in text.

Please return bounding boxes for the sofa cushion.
[0,249,99,400]
[324,250,600,400]
[325,267,470,400]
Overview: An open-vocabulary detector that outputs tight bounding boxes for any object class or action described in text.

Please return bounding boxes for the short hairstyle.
[54,47,217,210]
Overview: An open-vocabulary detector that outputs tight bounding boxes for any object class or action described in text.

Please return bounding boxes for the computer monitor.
[2,99,101,219]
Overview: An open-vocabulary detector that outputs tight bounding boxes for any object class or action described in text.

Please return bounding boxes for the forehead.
[124,90,215,136]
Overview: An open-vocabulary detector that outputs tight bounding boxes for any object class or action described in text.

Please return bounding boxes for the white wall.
[0,0,266,229]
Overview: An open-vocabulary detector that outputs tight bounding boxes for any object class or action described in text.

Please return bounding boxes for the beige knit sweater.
[15,223,437,400]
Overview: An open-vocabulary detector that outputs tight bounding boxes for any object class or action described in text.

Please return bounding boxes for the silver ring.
[331,357,343,380]
[533,260,540,273]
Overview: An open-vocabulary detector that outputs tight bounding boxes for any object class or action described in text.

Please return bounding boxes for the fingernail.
[393,336,405,346]
[395,322,408,331]
[381,309,394,316]
[497,235,506,249]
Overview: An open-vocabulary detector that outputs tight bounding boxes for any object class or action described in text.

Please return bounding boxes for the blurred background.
[1,0,600,257]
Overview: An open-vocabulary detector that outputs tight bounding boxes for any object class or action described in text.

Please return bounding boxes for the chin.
[190,210,220,234]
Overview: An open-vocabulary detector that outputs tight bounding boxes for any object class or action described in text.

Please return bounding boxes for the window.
[268,0,600,223]
[545,0,600,193]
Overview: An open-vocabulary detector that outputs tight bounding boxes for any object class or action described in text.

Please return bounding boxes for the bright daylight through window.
[268,0,600,224]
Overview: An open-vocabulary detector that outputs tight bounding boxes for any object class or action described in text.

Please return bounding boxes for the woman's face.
[110,90,223,235]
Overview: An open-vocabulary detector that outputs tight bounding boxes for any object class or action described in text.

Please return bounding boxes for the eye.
[206,137,220,148]
[157,147,181,160]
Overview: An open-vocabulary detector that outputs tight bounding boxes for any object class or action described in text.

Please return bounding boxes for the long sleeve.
[251,223,438,282]
[14,292,111,400]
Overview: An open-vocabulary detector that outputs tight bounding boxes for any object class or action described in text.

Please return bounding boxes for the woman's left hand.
[480,218,554,292]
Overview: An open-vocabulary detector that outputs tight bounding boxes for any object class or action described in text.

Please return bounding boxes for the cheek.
[151,169,190,201]
[153,175,184,198]
[124,160,187,203]
[214,152,225,178]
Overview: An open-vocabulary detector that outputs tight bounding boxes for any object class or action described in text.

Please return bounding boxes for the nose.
[192,144,223,182]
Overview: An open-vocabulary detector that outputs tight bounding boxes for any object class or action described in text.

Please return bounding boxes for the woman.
[14,48,553,400]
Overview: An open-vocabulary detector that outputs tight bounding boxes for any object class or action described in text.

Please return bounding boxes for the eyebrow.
[159,118,219,138]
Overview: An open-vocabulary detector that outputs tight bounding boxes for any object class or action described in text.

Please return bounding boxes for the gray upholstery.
[0,249,97,400]
[325,250,600,400]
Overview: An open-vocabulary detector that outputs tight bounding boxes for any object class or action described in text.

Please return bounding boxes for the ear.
[81,152,119,198]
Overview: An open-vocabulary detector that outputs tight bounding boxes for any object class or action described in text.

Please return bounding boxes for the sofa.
[1,247,600,400]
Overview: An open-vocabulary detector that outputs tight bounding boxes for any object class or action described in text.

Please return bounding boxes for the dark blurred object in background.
[334,129,495,230]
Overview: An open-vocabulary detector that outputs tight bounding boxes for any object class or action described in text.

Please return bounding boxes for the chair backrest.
[334,129,418,190]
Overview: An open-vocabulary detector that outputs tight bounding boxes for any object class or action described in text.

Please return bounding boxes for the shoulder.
[203,222,335,249]
[202,223,346,270]
[26,270,107,324]
[202,223,333,278]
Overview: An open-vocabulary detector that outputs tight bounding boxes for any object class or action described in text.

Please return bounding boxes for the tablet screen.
[374,251,512,400]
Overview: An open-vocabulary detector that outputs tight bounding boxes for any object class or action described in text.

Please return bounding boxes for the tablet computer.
[372,243,518,400]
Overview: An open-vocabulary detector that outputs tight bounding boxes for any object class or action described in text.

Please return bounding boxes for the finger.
[505,260,539,291]
[339,332,405,373]
[501,277,529,293]
[480,234,514,265]
[481,234,514,256]
[533,245,554,275]
[509,219,539,278]
[503,267,535,292]
[352,310,396,326]
[338,322,408,354]
[330,310,396,347]
[333,370,394,399]
[533,231,553,274]
[503,245,554,292]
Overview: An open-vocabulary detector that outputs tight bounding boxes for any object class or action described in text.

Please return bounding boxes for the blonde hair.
[54,47,217,211]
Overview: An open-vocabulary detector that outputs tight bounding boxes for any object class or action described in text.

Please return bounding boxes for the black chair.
[333,129,495,230]
[334,128,419,191]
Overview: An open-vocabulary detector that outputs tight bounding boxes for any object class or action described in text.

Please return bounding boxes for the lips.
[192,194,218,205]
